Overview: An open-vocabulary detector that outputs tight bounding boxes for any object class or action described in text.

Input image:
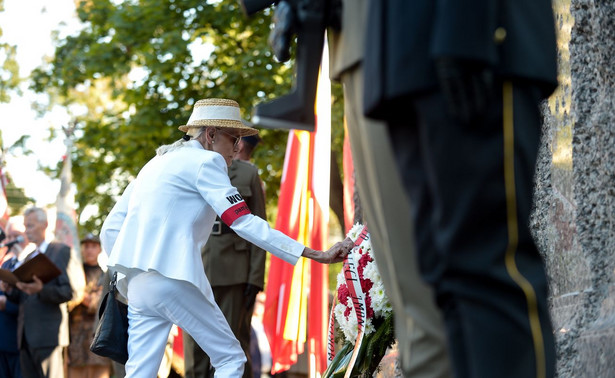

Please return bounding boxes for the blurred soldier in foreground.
[362,1,558,377]
[328,1,452,376]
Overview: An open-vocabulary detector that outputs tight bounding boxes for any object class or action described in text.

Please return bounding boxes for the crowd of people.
[0,129,313,378]
[1,101,351,378]
[0,210,112,378]
[1,1,560,376]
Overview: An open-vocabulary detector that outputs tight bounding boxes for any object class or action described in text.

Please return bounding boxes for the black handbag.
[90,271,129,364]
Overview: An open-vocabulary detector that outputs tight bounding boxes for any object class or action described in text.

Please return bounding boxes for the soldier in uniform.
[362,1,558,377]
[328,1,451,377]
[182,134,267,378]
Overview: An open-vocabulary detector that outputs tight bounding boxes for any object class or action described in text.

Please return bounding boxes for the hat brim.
[178,119,258,137]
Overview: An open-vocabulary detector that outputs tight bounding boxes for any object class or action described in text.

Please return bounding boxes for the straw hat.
[178,98,258,137]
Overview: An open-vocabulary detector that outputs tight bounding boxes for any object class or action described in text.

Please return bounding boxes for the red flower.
[338,283,350,306]
[365,296,375,319]
[357,253,373,277]
[361,278,373,294]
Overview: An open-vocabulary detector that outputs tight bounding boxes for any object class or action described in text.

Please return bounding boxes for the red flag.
[263,41,331,376]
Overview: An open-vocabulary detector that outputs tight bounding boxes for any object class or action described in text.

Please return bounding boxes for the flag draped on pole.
[54,127,86,309]
[54,145,80,253]
[263,41,332,376]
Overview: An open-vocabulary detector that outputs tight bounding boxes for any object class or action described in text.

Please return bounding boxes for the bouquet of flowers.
[323,224,395,378]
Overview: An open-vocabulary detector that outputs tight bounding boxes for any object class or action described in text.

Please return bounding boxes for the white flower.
[347,223,364,241]
[363,260,380,283]
[336,271,346,287]
[333,223,393,343]
[369,281,389,318]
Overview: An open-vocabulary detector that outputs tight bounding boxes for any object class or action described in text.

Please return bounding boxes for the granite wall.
[531,0,615,376]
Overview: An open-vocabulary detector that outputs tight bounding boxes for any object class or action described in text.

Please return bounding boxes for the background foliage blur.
[17,0,345,234]
[0,0,33,215]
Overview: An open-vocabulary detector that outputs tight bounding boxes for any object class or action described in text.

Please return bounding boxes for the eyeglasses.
[217,128,241,148]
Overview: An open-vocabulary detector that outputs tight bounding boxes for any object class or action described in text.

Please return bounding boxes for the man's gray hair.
[156,127,207,156]
[24,207,47,222]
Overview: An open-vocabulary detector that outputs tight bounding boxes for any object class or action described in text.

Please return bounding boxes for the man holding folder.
[0,207,80,378]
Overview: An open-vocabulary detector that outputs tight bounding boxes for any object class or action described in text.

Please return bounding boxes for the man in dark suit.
[2,207,76,378]
[183,135,267,378]
[362,1,558,377]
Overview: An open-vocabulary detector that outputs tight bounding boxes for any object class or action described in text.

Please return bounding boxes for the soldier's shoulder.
[232,159,258,172]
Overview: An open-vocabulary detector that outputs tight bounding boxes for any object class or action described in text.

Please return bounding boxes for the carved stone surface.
[532,0,615,376]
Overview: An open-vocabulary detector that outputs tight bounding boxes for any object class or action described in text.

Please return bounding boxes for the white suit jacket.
[101,140,304,297]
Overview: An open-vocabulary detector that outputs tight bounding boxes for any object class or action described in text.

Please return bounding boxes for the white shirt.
[101,140,304,297]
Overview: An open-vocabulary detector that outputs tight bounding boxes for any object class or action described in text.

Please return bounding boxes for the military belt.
[212,220,235,236]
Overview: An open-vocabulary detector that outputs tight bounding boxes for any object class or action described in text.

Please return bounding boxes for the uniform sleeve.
[197,155,304,266]
[101,180,135,255]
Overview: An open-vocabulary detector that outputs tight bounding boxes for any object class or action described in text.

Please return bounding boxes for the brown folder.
[0,253,62,285]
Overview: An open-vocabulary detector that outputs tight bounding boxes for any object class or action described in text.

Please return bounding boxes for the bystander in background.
[67,233,111,378]
[0,207,81,378]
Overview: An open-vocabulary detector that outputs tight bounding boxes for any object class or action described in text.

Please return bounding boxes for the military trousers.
[342,64,452,378]
[387,81,556,378]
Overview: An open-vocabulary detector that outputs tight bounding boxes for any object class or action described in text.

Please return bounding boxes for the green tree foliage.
[31,0,344,233]
[0,0,21,102]
[0,131,34,216]
[4,175,33,215]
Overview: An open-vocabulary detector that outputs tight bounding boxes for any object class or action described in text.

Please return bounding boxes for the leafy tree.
[0,131,34,216]
[0,0,21,102]
[31,0,345,233]
[4,174,33,215]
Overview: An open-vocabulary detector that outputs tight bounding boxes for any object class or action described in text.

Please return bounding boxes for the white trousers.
[125,270,246,377]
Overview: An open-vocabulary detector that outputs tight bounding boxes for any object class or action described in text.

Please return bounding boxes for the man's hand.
[435,57,495,125]
[302,237,354,264]
[15,275,44,295]
[0,295,6,311]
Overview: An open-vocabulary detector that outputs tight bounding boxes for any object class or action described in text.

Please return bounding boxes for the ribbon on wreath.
[326,225,370,377]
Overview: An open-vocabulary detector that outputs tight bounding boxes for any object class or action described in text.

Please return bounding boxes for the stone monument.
[532,0,615,376]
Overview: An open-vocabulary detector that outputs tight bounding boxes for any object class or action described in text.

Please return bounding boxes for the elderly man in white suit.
[101,98,353,378]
